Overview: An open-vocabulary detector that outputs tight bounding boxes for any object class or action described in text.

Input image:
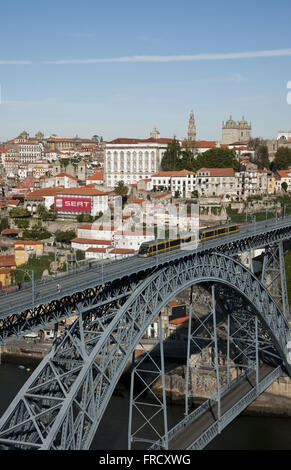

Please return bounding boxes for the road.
[0,215,290,319]
[168,363,275,450]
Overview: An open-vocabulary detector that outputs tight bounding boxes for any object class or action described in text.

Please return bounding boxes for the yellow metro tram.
[138,223,240,257]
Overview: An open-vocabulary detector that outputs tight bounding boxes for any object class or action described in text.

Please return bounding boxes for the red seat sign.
[54,196,92,212]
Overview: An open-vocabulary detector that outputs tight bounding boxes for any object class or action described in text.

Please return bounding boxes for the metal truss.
[151,285,283,450]
[0,217,291,346]
[128,314,168,450]
[0,274,145,344]
[0,252,289,450]
[261,241,290,320]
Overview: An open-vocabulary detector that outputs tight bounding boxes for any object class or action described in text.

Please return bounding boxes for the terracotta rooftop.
[107,137,173,145]
[72,238,113,245]
[0,255,16,267]
[196,168,235,177]
[57,187,107,196]
[153,169,195,177]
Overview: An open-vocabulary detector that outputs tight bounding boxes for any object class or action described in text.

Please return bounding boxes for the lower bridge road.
[168,364,275,450]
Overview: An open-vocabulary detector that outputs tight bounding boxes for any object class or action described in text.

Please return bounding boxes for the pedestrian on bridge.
[57,283,62,294]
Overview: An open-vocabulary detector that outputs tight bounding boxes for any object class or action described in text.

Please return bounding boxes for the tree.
[22,222,52,240]
[15,219,29,229]
[10,207,31,218]
[253,145,269,169]
[193,148,239,171]
[37,204,47,219]
[0,217,9,232]
[247,137,264,150]
[281,181,288,192]
[160,137,181,171]
[272,147,291,170]
[55,230,76,244]
[76,249,85,261]
[114,180,128,196]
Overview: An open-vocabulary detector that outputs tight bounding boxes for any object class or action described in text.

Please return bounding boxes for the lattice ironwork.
[0,252,289,450]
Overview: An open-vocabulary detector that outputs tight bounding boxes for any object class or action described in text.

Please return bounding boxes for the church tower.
[187,111,196,141]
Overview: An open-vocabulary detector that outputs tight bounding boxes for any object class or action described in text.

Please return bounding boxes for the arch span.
[0,252,290,450]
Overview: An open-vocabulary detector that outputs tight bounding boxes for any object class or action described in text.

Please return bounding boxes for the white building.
[76,224,115,241]
[85,246,135,261]
[275,170,291,192]
[18,142,44,163]
[114,230,154,251]
[45,172,80,188]
[104,136,173,188]
[277,131,291,141]
[196,168,237,197]
[152,169,196,198]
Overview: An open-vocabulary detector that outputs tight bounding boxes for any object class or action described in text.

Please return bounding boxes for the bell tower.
[187,111,196,141]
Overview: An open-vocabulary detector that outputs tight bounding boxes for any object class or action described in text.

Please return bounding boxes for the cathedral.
[221,115,252,145]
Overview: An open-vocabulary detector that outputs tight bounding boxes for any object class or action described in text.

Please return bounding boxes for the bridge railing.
[150,365,282,450]
[191,366,282,450]
[150,366,255,449]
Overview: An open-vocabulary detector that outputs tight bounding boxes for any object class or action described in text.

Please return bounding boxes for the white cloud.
[0,60,32,65]
[40,48,291,65]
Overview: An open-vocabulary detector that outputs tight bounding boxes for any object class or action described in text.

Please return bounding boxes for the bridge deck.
[0,216,290,320]
[168,363,275,449]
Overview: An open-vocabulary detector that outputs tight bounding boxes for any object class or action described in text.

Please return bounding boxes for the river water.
[1,362,291,450]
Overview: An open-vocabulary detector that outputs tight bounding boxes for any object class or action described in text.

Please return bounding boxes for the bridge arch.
[0,252,290,450]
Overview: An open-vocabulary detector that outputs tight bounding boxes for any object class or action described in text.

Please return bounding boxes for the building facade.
[104,137,173,188]
[222,116,252,145]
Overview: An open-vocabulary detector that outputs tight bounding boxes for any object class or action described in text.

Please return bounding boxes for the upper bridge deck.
[0,215,290,321]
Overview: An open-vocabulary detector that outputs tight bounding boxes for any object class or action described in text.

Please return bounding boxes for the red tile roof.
[72,238,113,245]
[170,315,189,325]
[55,173,80,181]
[0,255,16,268]
[57,187,107,196]
[277,170,291,178]
[197,168,235,177]
[86,247,112,253]
[1,229,22,235]
[14,240,43,246]
[152,193,171,198]
[108,248,135,254]
[87,172,104,181]
[153,169,195,177]
[128,198,144,203]
[26,187,61,198]
[107,137,173,145]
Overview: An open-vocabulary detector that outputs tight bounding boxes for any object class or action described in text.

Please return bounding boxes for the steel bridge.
[0,216,290,450]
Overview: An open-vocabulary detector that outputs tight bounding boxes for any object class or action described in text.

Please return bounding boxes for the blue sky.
[1,0,291,141]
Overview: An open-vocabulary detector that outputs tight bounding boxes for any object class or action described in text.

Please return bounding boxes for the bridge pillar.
[212,285,221,433]
[185,285,193,417]
[128,312,168,450]
[261,241,290,321]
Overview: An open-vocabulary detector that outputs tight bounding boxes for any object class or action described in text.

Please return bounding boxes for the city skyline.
[0,0,291,140]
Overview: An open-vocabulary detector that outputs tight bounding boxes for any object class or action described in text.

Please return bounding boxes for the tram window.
[139,245,148,255]
[229,225,238,232]
[205,231,214,238]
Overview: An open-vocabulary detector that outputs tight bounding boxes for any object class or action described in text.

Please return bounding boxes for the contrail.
[41,48,291,64]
